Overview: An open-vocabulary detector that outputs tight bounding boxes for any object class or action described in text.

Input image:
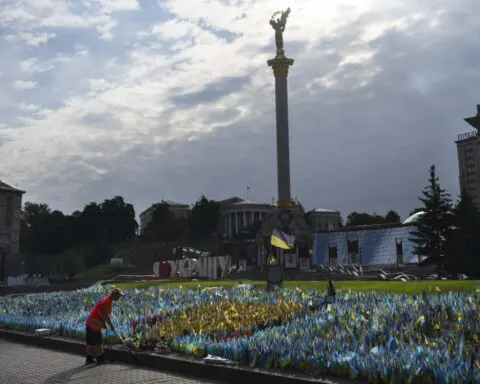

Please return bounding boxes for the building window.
[5,196,13,228]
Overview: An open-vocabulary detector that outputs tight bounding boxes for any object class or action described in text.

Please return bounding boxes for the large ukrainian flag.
[270,228,295,250]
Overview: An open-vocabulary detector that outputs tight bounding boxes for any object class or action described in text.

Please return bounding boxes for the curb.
[0,329,350,384]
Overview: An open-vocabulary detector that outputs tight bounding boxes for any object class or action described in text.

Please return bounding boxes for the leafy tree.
[77,202,105,244]
[346,212,385,226]
[384,210,401,224]
[20,197,137,273]
[444,191,480,277]
[100,196,138,242]
[59,248,85,280]
[83,242,113,269]
[346,210,401,226]
[292,197,305,212]
[23,202,51,223]
[21,203,73,254]
[409,165,453,269]
[188,196,220,240]
[73,197,137,245]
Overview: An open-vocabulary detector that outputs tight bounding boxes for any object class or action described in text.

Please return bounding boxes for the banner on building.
[395,238,404,265]
[348,253,359,264]
[347,239,360,265]
[299,257,310,271]
[284,253,297,269]
[347,239,359,254]
[238,259,247,271]
[328,244,338,267]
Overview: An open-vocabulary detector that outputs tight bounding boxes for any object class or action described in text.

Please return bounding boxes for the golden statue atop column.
[267,8,294,78]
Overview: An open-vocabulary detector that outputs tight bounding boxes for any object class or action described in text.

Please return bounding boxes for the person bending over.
[85,288,124,364]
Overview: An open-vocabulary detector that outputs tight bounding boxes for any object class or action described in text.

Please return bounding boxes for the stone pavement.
[0,340,218,384]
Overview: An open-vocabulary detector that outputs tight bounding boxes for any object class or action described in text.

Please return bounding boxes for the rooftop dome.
[403,211,425,224]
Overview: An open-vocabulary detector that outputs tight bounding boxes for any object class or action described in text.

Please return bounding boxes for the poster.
[299,257,310,271]
[238,259,247,271]
[285,253,297,269]
[328,244,337,267]
[349,253,359,264]
[396,238,404,265]
[347,239,359,254]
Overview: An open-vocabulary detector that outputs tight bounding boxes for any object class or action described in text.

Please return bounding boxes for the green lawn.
[114,279,480,293]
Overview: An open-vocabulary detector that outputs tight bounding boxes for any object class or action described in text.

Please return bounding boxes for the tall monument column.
[267,8,294,210]
[259,8,310,278]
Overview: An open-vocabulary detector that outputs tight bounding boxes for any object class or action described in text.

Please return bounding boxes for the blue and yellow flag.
[270,228,295,250]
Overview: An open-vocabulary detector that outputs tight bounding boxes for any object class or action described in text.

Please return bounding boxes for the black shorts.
[86,327,102,346]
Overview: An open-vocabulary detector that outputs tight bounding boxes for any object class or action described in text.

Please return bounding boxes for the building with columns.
[219,197,274,238]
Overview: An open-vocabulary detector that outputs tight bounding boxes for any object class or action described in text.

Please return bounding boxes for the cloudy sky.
[0,0,479,220]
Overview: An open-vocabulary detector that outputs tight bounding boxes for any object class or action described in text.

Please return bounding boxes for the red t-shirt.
[86,296,112,333]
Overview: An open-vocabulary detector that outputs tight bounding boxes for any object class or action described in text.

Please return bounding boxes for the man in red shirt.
[85,288,124,364]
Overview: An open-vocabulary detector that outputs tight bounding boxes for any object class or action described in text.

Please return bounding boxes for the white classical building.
[219,197,274,238]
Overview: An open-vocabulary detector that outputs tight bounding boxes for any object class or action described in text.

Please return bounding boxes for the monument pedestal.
[258,206,310,273]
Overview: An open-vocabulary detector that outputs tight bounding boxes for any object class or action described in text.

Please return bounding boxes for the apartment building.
[456,105,480,207]
[0,180,25,280]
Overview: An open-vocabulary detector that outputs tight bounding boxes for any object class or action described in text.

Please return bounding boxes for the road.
[0,340,217,384]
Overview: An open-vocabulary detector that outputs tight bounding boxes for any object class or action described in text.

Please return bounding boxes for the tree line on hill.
[19,195,222,279]
[19,167,473,280]
[141,196,221,243]
[345,210,401,227]
[409,165,480,278]
[20,196,138,278]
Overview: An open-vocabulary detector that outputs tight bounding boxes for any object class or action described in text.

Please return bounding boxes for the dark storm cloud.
[63,5,480,220]
[171,75,251,107]
[5,0,480,222]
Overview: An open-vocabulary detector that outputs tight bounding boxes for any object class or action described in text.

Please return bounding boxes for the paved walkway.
[0,340,217,384]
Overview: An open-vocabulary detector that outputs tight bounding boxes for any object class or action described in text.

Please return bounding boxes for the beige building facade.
[456,105,480,207]
[307,208,342,232]
[0,180,25,279]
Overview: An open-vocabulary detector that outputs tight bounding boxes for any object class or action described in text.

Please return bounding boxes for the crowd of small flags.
[1,283,480,382]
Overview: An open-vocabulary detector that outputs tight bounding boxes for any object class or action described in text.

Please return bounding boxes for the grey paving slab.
[0,340,217,384]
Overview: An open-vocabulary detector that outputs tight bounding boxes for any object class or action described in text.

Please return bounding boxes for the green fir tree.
[444,191,480,277]
[409,165,453,270]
